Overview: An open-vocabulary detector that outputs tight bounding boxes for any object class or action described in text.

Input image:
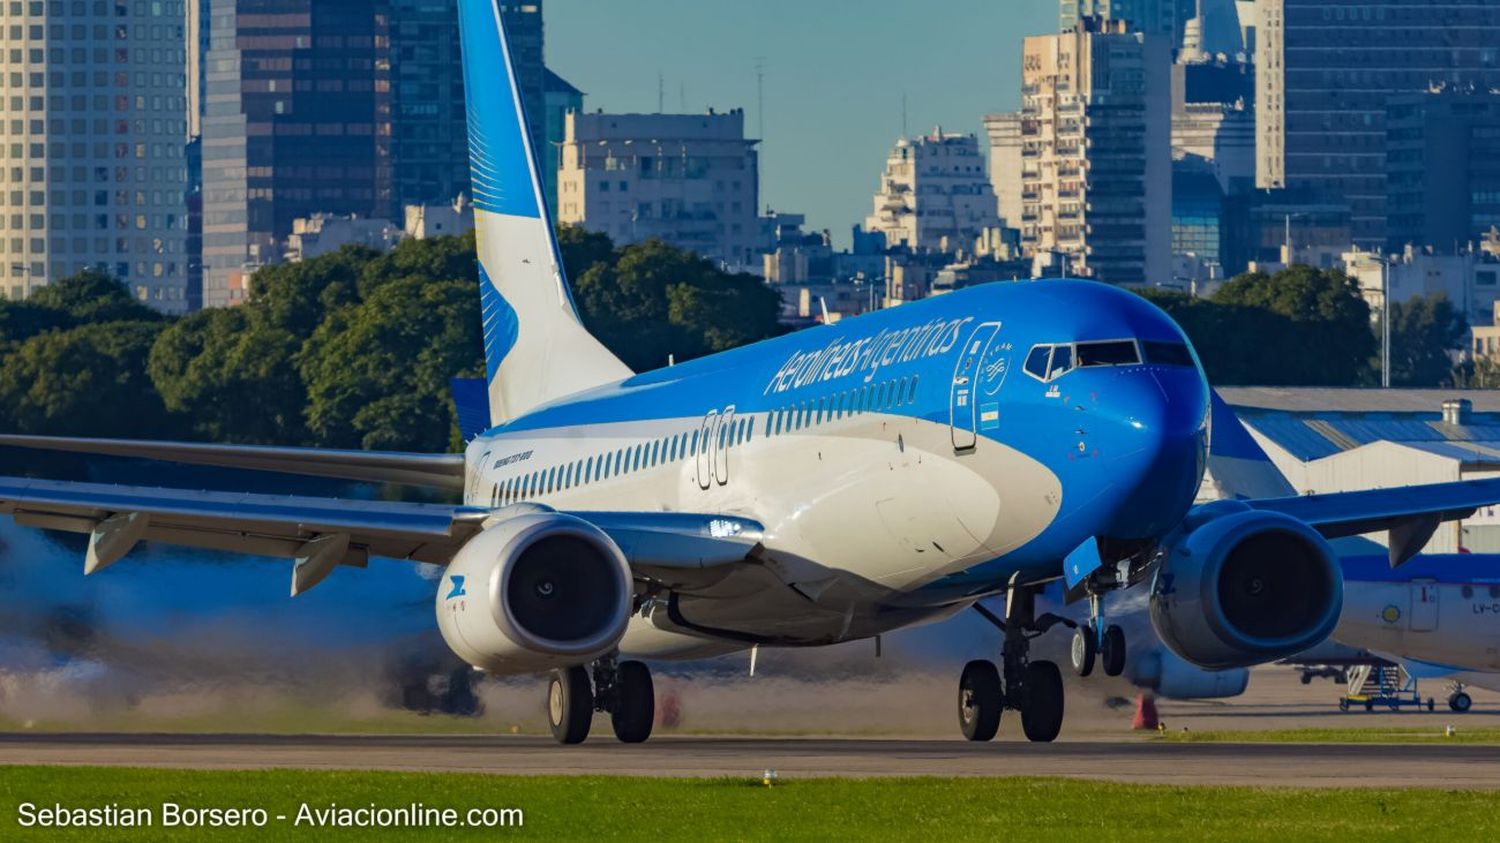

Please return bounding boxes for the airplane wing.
[0,476,764,596]
[1247,476,1500,566]
[0,434,466,491]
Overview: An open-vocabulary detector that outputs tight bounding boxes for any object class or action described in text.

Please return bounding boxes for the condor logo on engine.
[447,575,468,600]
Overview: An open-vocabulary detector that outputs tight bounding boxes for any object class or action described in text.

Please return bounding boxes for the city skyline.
[547,0,1057,248]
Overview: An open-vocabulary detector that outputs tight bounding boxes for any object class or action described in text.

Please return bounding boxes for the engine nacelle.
[1149,502,1342,670]
[1130,647,1249,700]
[436,510,632,674]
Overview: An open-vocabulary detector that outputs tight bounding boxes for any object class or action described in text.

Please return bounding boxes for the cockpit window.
[1048,344,1073,380]
[1077,341,1141,367]
[1143,340,1195,368]
[1023,345,1051,380]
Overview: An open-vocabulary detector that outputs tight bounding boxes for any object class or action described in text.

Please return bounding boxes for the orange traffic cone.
[1132,693,1160,730]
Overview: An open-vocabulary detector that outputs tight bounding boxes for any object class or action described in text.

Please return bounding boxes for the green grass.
[1,766,1497,841]
[1158,727,1500,745]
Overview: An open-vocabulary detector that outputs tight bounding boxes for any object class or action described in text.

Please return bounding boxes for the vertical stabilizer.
[457,0,632,426]
[1205,391,1297,500]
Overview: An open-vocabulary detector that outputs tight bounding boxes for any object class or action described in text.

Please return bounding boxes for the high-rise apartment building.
[201,0,393,307]
[982,113,1024,229]
[1021,18,1172,285]
[388,0,467,215]
[864,131,1000,254]
[1255,0,1500,249]
[0,0,190,311]
[1386,89,1500,253]
[556,109,763,270]
[542,68,582,212]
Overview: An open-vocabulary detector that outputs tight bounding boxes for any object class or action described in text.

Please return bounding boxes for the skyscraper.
[1021,18,1172,285]
[388,0,469,214]
[1385,89,1500,253]
[201,0,393,307]
[1255,0,1500,249]
[1060,0,1196,49]
[0,0,190,311]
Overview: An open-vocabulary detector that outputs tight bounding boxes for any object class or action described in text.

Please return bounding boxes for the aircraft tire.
[1020,660,1064,743]
[548,666,593,745]
[611,660,655,743]
[1101,625,1126,677]
[1450,692,1473,713]
[1070,626,1096,677]
[958,660,1002,741]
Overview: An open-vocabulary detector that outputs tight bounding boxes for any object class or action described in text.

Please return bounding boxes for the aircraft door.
[714,407,735,486]
[696,411,717,490]
[949,322,1002,452]
[1409,580,1439,632]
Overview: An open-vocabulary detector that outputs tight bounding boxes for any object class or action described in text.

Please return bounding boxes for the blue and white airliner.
[4,0,1500,744]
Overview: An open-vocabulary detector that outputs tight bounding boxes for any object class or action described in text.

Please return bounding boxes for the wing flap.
[0,434,466,490]
[0,477,761,594]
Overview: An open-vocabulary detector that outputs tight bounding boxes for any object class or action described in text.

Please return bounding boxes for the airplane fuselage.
[1335,551,1500,673]
[462,280,1210,651]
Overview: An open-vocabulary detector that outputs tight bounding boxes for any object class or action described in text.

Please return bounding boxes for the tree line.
[0,240,1476,454]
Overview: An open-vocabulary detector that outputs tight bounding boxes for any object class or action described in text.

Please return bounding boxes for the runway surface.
[3,732,1498,788]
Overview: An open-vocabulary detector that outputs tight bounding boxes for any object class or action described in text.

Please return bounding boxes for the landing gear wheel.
[610,660,655,743]
[1070,625,1096,677]
[547,665,593,745]
[1020,660,1065,743]
[1101,624,1126,677]
[958,660,1002,741]
[1449,691,1473,713]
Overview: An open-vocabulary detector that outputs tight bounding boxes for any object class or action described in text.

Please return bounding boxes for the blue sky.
[547,0,1058,247]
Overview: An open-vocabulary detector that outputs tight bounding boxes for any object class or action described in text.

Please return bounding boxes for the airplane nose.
[1100,370,1208,539]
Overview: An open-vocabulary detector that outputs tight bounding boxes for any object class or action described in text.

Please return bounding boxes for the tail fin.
[1204,390,1297,500]
[457,0,632,426]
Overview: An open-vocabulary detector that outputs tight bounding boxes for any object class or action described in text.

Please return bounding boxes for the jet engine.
[435,510,633,674]
[1149,502,1342,670]
[1130,648,1250,700]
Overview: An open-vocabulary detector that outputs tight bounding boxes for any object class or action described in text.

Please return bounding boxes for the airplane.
[1077,395,1500,713]
[5,0,1500,746]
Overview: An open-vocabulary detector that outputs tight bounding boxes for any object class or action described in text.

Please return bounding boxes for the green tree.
[148,307,309,444]
[1376,293,1468,387]
[1210,265,1375,386]
[572,238,780,370]
[299,275,483,451]
[0,300,75,350]
[28,268,161,325]
[0,321,174,437]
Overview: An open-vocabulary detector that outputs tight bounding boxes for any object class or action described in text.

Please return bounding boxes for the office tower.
[556,109,763,271]
[864,131,1000,254]
[1255,0,1500,249]
[1385,89,1500,253]
[1021,18,1172,285]
[201,0,393,307]
[982,113,1024,229]
[1060,0,1196,49]
[388,0,468,214]
[0,0,190,311]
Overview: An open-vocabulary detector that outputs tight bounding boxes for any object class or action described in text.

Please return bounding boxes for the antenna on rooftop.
[902,93,909,138]
[657,72,665,113]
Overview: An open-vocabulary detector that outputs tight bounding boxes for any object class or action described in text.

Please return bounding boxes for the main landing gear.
[547,653,655,744]
[1070,592,1126,678]
[1448,682,1473,714]
[960,583,1066,743]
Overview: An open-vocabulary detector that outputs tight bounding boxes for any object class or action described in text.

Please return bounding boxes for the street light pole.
[1381,259,1391,388]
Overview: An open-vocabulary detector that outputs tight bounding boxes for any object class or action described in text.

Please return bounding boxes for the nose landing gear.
[546,653,656,745]
[1071,588,1127,678]
[961,582,1066,743]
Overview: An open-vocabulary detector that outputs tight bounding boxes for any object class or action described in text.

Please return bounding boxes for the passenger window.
[1024,345,1051,380]
[1077,340,1141,367]
[1142,340,1194,367]
[1048,345,1073,380]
